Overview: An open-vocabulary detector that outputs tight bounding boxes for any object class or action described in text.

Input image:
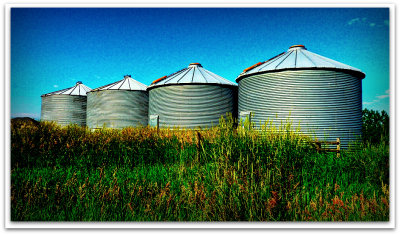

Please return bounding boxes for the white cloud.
[53,85,59,88]
[363,90,390,106]
[377,90,390,99]
[363,99,379,106]
[363,101,374,105]
[347,18,360,25]
[377,94,389,99]
[347,17,384,28]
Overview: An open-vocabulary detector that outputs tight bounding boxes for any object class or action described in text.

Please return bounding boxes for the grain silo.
[148,63,237,129]
[41,81,92,126]
[87,75,148,129]
[236,45,365,147]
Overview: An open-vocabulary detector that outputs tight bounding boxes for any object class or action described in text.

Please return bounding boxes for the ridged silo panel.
[87,90,149,129]
[149,85,237,129]
[41,95,87,126]
[238,70,362,147]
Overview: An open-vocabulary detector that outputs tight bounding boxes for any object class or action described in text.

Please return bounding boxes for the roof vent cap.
[124,75,131,78]
[289,45,306,50]
[76,81,82,84]
[189,63,202,67]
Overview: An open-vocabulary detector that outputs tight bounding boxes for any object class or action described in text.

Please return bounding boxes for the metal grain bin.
[87,75,148,129]
[236,45,365,147]
[41,81,92,126]
[148,63,237,129]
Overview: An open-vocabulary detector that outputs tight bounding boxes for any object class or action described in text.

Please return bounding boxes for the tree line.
[362,108,389,144]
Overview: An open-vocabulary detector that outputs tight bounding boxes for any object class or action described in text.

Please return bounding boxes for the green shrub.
[362,108,389,144]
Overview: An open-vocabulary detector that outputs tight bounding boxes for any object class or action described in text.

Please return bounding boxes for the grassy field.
[10,116,390,221]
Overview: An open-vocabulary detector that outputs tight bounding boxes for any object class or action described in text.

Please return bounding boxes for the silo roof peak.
[41,82,92,97]
[92,75,147,91]
[149,63,237,89]
[237,45,365,81]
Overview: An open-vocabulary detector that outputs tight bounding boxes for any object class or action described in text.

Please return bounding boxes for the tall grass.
[11,115,389,221]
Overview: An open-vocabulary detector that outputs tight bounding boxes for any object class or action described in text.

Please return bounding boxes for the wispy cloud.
[363,90,389,106]
[363,101,376,105]
[347,18,360,25]
[347,17,387,28]
[53,85,59,88]
[377,89,390,99]
[377,94,389,99]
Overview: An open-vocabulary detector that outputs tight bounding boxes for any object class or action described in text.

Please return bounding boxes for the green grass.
[10,116,390,221]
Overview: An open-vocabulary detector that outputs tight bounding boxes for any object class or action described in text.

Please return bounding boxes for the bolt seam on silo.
[299,49,318,67]
[256,52,285,72]
[191,67,196,83]
[127,77,132,90]
[274,50,295,69]
[175,68,192,83]
[162,68,188,84]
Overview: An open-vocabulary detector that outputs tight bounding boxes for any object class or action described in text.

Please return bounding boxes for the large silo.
[236,45,365,147]
[148,63,238,129]
[41,81,92,126]
[87,75,148,129]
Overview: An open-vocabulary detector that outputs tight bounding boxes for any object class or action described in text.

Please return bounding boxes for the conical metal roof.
[237,45,365,81]
[149,63,237,89]
[41,81,92,97]
[92,75,147,91]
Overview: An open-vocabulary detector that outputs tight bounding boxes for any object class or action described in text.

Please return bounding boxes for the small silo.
[41,81,92,126]
[236,45,365,147]
[87,75,148,129]
[148,63,238,129]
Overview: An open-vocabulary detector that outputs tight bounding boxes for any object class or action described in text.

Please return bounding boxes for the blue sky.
[10,7,390,119]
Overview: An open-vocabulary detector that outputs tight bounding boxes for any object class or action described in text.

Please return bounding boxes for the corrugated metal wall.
[149,84,237,129]
[238,69,362,147]
[87,90,149,129]
[41,95,87,126]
